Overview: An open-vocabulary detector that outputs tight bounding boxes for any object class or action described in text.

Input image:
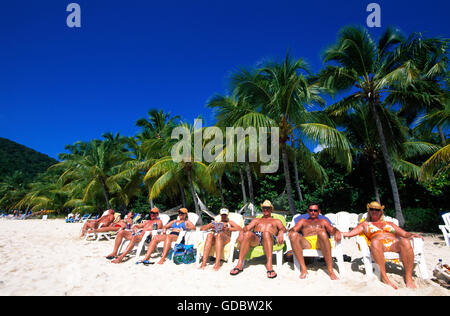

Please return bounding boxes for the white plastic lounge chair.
[335,211,351,232]
[94,213,122,242]
[80,214,91,223]
[285,215,346,277]
[195,213,245,266]
[324,213,337,226]
[438,212,450,247]
[118,213,171,259]
[356,215,430,280]
[349,213,360,230]
[85,223,103,240]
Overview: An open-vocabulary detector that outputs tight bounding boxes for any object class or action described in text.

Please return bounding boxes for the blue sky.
[0,0,448,159]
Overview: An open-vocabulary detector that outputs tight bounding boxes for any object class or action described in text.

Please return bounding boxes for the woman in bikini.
[199,208,242,270]
[342,201,423,289]
[138,208,195,265]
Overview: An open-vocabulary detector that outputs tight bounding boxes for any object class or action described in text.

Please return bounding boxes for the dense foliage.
[0,26,448,233]
[0,137,58,183]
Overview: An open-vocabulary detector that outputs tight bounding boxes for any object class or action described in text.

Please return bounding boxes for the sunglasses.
[308,209,319,213]
[150,212,158,215]
[178,212,186,215]
[369,208,382,212]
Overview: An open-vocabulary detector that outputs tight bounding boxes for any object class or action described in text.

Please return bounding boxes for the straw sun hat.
[260,200,274,209]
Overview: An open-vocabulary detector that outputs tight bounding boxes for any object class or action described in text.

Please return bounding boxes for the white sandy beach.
[0,219,448,296]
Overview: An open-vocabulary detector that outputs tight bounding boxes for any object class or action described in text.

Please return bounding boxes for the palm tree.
[416,104,450,181]
[0,171,28,210]
[318,26,443,226]
[53,139,131,210]
[231,54,351,214]
[144,120,213,215]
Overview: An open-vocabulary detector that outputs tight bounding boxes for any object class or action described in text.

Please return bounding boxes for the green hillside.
[0,137,58,182]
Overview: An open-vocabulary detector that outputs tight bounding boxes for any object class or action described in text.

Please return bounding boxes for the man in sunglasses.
[288,204,342,280]
[106,208,163,263]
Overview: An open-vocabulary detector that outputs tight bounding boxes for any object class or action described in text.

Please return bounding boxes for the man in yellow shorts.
[288,204,342,280]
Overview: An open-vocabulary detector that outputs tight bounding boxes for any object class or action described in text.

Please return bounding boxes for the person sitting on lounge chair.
[106,208,163,263]
[199,208,242,271]
[289,203,342,280]
[137,208,195,265]
[80,209,115,238]
[230,200,286,279]
[342,201,423,289]
[87,212,133,235]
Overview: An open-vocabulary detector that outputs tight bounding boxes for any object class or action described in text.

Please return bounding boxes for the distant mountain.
[0,137,58,182]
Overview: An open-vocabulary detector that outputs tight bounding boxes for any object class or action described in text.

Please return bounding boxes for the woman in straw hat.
[342,201,423,289]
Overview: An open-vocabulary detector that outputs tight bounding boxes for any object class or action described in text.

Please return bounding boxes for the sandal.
[267,270,277,279]
[136,260,154,266]
[230,267,244,276]
[106,256,117,260]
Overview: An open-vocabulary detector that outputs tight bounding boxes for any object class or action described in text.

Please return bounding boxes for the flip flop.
[230,267,244,276]
[136,260,154,266]
[106,256,117,260]
[267,270,277,279]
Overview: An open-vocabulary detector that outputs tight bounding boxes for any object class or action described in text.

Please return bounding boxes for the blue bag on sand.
[171,243,186,265]
[182,245,196,264]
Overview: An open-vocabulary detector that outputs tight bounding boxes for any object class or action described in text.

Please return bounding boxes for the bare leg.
[106,230,131,258]
[289,231,310,279]
[112,235,143,264]
[230,231,259,274]
[370,239,398,289]
[393,238,416,288]
[200,233,215,269]
[80,221,96,237]
[213,233,229,271]
[158,235,178,264]
[141,234,166,262]
[316,230,338,280]
[262,231,275,277]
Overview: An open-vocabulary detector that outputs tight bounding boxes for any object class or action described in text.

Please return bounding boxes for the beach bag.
[168,243,196,265]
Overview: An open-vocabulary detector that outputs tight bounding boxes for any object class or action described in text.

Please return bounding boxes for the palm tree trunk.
[245,160,255,205]
[293,151,304,201]
[178,183,186,208]
[238,164,248,207]
[369,162,380,203]
[99,177,111,209]
[281,143,296,215]
[218,175,225,207]
[438,126,447,147]
[187,168,200,214]
[370,102,405,226]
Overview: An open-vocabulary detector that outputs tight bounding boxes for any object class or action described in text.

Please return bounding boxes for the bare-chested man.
[288,204,342,280]
[230,200,286,279]
[88,212,133,234]
[80,209,115,238]
[199,208,242,271]
[106,208,163,264]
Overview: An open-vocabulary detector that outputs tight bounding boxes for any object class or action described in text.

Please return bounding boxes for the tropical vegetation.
[0,26,448,231]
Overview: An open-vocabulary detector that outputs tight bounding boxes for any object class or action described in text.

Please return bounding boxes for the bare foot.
[213,263,221,271]
[381,276,398,290]
[405,279,417,289]
[157,258,166,265]
[329,271,339,280]
[199,264,206,270]
[299,271,308,279]
[111,257,123,264]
